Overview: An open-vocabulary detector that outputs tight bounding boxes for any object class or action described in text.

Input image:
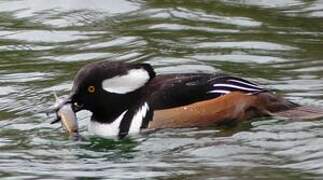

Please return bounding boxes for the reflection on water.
[0,0,323,179]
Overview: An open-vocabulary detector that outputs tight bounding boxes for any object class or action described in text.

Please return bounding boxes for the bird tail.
[273,106,323,120]
[255,92,323,120]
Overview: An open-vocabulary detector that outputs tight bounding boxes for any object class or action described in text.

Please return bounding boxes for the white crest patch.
[88,111,127,138]
[128,102,149,135]
[102,68,150,94]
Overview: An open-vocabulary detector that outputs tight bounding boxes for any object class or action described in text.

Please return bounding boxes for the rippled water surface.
[1,0,323,179]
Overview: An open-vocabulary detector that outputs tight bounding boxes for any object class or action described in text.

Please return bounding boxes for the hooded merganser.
[54,61,323,138]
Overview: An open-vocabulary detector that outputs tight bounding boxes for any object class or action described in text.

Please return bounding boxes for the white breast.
[88,111,127,138]
[88,103,150,138]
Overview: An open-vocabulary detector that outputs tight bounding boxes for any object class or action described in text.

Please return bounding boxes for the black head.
[68,61,155,122]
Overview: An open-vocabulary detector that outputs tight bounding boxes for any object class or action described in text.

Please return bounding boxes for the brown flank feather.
[149,92,323,129]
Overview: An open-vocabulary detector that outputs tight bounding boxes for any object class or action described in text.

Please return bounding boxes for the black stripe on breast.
[118,102,153,138]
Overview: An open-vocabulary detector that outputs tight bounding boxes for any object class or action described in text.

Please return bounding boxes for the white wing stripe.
[213,83,262,92]
[228,79,261,89]
[208,90,231,94]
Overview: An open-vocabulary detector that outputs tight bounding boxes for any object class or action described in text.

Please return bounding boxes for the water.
[0,0,323,179]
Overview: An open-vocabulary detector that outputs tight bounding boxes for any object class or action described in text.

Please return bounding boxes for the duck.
[52,61,323,138]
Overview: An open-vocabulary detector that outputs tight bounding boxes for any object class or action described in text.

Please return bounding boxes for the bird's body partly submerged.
[51,61,323,139]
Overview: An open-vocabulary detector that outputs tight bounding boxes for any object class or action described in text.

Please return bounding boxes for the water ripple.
[0,0,323,179]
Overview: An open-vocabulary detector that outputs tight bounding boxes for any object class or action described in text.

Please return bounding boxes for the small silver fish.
[50,93,80,140]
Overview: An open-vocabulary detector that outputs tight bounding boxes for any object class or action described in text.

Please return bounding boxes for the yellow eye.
[88,85,96,93]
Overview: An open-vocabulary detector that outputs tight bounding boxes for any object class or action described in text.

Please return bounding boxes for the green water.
[0,0,323,179]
